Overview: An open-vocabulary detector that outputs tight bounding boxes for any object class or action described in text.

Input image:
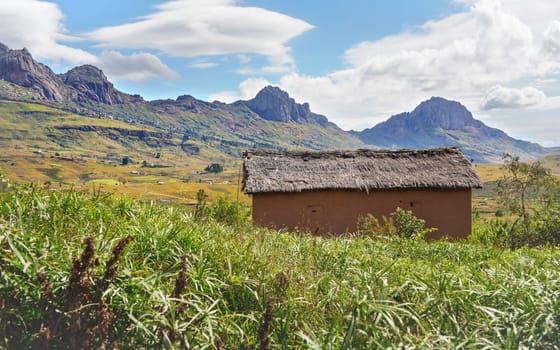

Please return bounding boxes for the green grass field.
[1,179,559,348]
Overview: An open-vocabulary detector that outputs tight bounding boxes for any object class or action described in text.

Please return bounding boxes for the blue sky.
[1,0,560,146]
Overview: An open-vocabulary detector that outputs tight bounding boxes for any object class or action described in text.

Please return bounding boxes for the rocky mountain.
[0,43,363,158]
[240,86,329,126]
[351,97,549,162]
[0,42,555,163]
[0,43,69,101]
[0,43,137,105]
[60,65,131,105]
[144,91,363,155]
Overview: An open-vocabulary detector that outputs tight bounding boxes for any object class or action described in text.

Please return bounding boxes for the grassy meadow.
[1,174,559,349]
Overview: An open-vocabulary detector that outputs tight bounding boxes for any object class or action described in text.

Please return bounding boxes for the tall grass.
[1,181,559,348]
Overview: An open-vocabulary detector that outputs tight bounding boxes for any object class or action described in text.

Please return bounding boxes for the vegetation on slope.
[1,174,559,349]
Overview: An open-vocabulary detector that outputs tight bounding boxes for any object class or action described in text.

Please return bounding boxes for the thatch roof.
[242,147,482,194]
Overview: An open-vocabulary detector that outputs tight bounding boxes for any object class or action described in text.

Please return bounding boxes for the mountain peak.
[0,43,10,55]
[0,43,67,101]
[61,65,125,104]
[63,65,109,83]
[352,96,546,162]
[0,43,130,105]
[411,96,477,130]
[244,85,320,124]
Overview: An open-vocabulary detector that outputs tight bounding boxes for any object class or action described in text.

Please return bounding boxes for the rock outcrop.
[0,45,68,101]
[60,65,126,105]
[0,43,130,105]
[243,86,329,126]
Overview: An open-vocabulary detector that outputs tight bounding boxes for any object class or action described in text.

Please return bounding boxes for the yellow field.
[0,149,250,206]
[2,148,559,214]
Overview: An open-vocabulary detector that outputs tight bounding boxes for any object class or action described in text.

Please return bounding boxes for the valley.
[1,42,559,209]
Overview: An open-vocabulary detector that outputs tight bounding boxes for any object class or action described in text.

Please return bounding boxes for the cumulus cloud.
[481,85,545,110]
[0,0,181,83]
[543,20,560,57]
[0,0,96,65]
[226,0,560,132]
[97,51,180,83]
[86,0,313,74]
[342,0,534,92]
[209,77,271,103]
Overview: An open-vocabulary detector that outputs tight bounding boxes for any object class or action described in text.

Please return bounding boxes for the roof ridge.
[243,147,482,194]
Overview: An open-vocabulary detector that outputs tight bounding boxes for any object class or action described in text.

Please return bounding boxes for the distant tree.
[496,154,554,232]
[205,163,223,174]
[79,173,91,183]
[496,153,559,248]
[122,156,129,166]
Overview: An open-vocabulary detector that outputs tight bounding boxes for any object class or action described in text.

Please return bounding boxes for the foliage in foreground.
[495,154,560,249]
[358,207,436,240]
[1,182,559,348]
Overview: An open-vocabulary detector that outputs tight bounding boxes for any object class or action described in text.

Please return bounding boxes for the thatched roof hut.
[243,147,482,194]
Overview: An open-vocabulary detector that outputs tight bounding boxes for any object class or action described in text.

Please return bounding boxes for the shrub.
[358,208,434,240]
[470,218,519,249]
[194,188,209,219]
[357,213,396,237]
[209,197,250,227]
[204,163,223,173]
[0,170,11,192]
[393,207,435,239]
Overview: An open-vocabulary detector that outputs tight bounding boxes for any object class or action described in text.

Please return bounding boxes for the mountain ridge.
[0,42,555,163]
[0,42,364,158]
[351,97,549,162]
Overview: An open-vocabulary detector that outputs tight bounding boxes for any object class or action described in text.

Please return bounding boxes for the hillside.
[0,43,363,160]
[1,42,557,168]
[351,97,550,163]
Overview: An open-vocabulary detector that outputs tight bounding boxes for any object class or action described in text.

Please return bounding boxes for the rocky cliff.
[0,42,131,105]
[60,65,128,105]
[241,86,330,126]
[0,43,68,101]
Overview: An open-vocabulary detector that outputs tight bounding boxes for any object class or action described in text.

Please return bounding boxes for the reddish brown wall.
[252,189,473,239]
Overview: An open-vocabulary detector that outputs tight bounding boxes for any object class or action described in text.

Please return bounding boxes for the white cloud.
[481,85,545,110]
[189,61,218,69]
[238,78,271,99]
[208,91,239,103]
[0,0,181,83]
[224,0,560,135]
[238,54,252,64]
[86,0,313,74]
[341,0,535,93]
[0,0,95,65]
[97,51,180,83]
[209,77,270,103]
[543,20,560,58]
